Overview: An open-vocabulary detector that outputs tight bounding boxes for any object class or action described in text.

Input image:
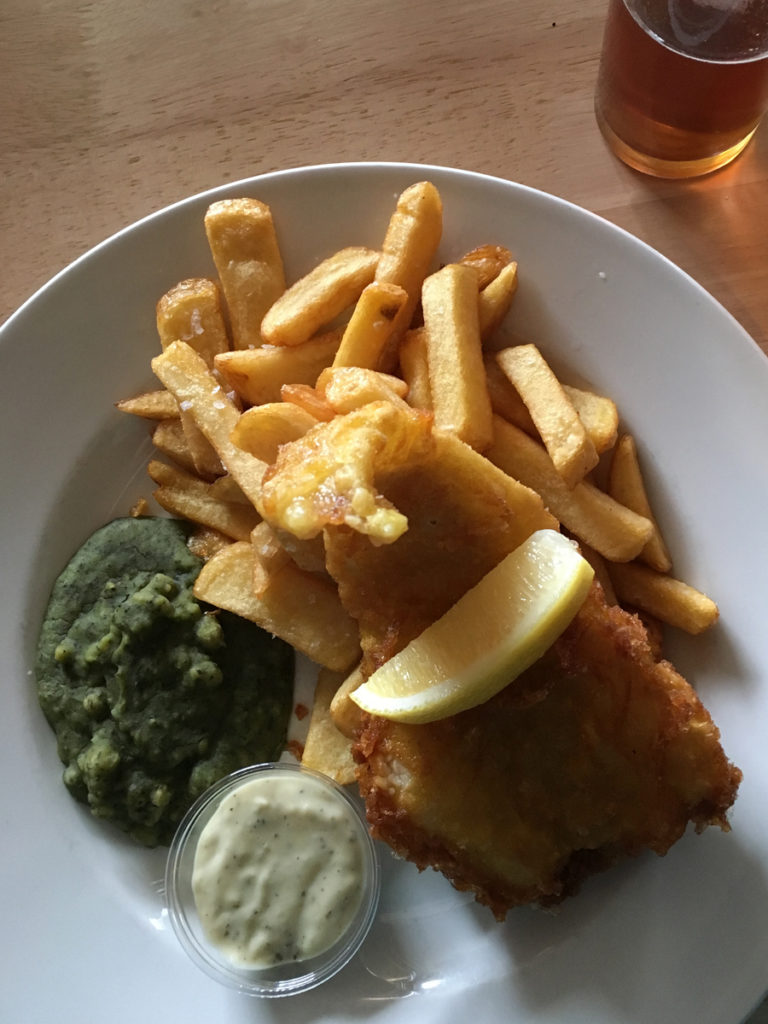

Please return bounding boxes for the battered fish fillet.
[353,582,741,919]
[262,399,740,916]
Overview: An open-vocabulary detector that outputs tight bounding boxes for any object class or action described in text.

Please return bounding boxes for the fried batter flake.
[261,401,433,543]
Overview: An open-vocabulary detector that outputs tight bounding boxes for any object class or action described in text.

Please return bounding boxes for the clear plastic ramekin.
[164,762,380,997]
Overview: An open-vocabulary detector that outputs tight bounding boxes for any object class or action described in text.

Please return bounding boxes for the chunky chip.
[478,262,520,341]
[496,344,599,488]
[608,561,719,634]
[302,667,358,786]
[486,417,653,562]
[151,418,198,475]
[204,198,286,349]
[483,355,537,433]
[332,281,408,371]
[148,460,260,541]
[329,664,366,740]
[609,433,672,572]
[155,278,230,364]
[458,243,514,289]
[231,403,318,464]
[374,180,443,364]
[279,383,336,422]
[156,277,233,478]
[186,524,233,561]
[399,327,433,412]
[564,385,619,456]
[214,328,342,406]
[193,540,360,671]
[261,247,379,347]
[317,366,410,415]
[422,263,494,451]
[151,341,268,512]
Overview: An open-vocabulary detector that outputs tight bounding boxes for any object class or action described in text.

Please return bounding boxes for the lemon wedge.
[350,529,594,723]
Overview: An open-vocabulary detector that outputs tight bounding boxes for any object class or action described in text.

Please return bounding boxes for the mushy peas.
[35,517,294,847]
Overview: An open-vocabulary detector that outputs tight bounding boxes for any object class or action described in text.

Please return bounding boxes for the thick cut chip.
[329,664,365,740]
[151,418,198,475]
[578,542,619,606]
[208,474,251,505]
[148,460,260,541]
[231,403,318,464]
[332,281,408,370]
[251,520,296,596]
[487,417,653,562]
[193,541,360,671]
[484,364,618,457]
[152,341,268,512]
[214,328,342,406]
[399,327,432,412]
[261,247,379,347]
[565,385,619,456]
[375,180,443,362]
[422,263,494,451]
[176,415,223,481]
[204,198,286,349]
[478,262,520,341]
[608,561,719,634]
[280,383,336,422]
[251,549,359,670]
[317,366,410,415]
[609,434,672,572]
[186,525,233,561]
[496,344,599,488]
[302,668,357,785]
[273,529,327,576]
[155,278,230,364]
[250,519,327,584]
[156,277,233,477]
[484,355,537,433]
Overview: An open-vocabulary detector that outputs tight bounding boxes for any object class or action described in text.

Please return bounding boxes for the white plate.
[1,163,767,1024]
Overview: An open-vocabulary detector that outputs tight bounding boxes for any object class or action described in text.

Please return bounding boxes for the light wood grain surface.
[2,0,767,358]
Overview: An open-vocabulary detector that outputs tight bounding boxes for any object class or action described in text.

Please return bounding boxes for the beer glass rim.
[621,0,768,64]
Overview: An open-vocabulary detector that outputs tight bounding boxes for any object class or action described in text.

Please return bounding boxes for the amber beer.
[595,0,768,177]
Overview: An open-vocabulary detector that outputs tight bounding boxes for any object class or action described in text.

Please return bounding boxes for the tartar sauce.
[191,771,367,968]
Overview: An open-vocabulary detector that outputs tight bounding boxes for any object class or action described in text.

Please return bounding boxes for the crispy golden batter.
[324,428,556,675]
[354,583,741,919]
[261,401,555,676]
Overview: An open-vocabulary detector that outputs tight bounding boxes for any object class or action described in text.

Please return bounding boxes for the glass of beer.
[595,0,768,178]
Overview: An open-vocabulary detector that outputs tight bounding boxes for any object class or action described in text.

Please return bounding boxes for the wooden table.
[1,1,766,1020]
[2,0,767,356]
